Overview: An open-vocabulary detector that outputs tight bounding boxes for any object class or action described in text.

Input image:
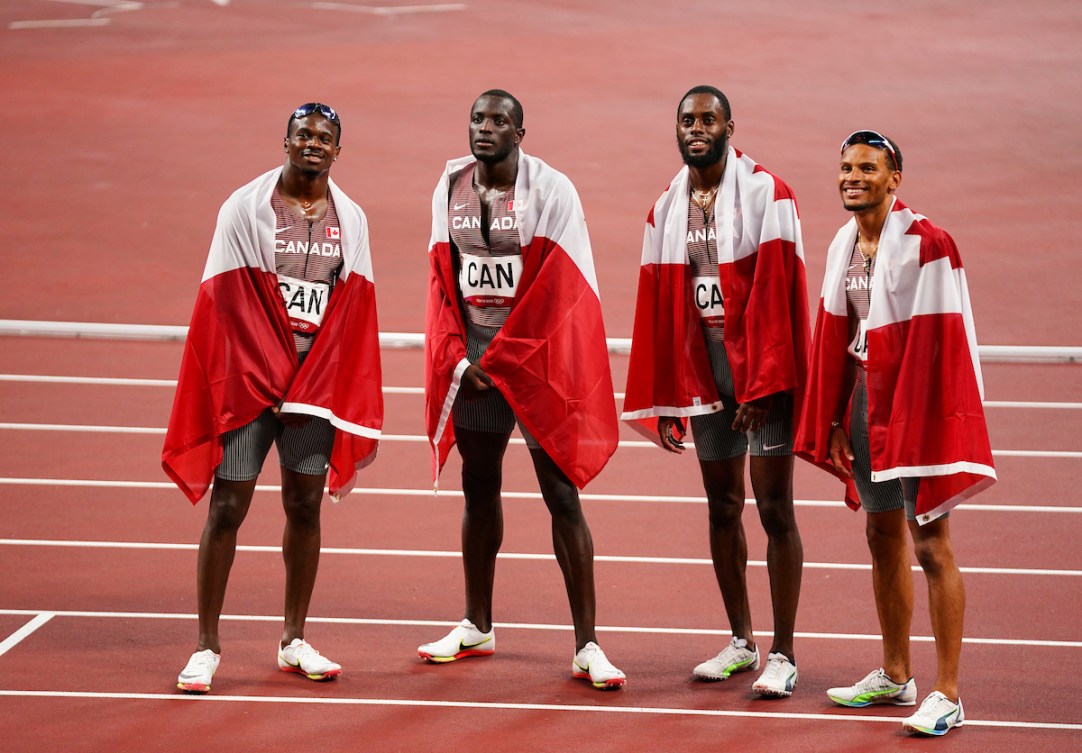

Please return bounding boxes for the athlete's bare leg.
[529,447,598,652]
[749,454,802,660]
[280,467,328,646]
[699,455,757,651]
[195,477,257,654]
[456,426,511,633]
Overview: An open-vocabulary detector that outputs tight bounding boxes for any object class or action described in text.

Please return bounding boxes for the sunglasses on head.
[291,102,340,125]
[841,130,898,171]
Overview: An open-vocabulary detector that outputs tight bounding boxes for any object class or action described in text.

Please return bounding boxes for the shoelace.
[760,658,790,682]
[854,670,893,692]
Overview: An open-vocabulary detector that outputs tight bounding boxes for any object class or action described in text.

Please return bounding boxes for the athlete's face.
[839,144,901,213]
[284,114,340,177]
[677,94,732,168]
[469,96,523,165]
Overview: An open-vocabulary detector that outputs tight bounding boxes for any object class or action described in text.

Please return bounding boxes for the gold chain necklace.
[691,185,718,210]
[856,233,879,274]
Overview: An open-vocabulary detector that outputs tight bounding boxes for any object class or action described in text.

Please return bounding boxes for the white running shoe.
[277,639,342,681]
[827,668,917,707]
[572,641,626,690]
[693,636,760,681]
[752,652,798,697]
[177,649,220,693]
[903,691,965,736]
[417,619,495,663]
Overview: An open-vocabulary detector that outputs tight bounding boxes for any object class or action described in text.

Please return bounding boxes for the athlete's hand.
[460,364,495,399]
[732,394,773,433]
[658,416,685,454]
[828,423,855,479]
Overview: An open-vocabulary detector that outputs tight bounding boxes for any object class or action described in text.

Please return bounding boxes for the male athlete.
[420,89,625,689]
[796,130,995,735]
[622,86,809,697]
[163,103,383,693]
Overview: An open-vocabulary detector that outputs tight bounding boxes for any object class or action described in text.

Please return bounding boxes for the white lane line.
[0,688,1076,729]
[2,608,1079,648]
[2,538,1078,577]
[9,18,110,28]
[0,375,424,393]
[312,2,467,15]
[1,422,1079,458]
[0,613,54,657]
[2,477,1081,514]
[6,375,1081,410]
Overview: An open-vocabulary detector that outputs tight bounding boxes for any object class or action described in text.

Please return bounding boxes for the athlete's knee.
[706,491,745,530]
[756,497,799,539]
[912,529,956,577]
[865,512,906,557]
[206,483,253,532]
[463,472,502,507]
[282,488,322,531]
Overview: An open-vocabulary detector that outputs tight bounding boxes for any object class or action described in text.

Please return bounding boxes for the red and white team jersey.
[844,240,873,363]
[448,163,523,329]
[271,189,343,353]
[687,200,725,343]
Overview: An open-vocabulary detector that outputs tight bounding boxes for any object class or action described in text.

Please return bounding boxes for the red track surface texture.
[2,2,1081,752]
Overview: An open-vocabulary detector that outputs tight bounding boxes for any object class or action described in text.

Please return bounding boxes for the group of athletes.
[161,87,996,738]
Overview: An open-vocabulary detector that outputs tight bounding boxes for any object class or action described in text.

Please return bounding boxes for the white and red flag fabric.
[621,148,810,443]
[795,197,996,523]
[162,167,383,503]
[425,152,618,489]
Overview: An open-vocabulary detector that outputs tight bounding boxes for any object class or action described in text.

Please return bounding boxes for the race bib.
[848,318,869,361]
[459,252,522,307]
[692,275,724,327]
[278,273,331,334]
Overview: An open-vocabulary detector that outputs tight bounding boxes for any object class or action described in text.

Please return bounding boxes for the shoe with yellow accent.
[903,691,964,736]
[693,636,760,681]
[417,619,495,663]
[277,638,342,681]
[177,649,220,693]
[572,642,626,690]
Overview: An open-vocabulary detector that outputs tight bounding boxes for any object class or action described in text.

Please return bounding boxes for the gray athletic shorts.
[216,407,335,481]
[452,323,540,449]
[849,370,927,521]
[690,338,794,461]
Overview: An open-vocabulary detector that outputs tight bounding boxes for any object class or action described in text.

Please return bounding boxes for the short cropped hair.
[679,85,732,121]
[476,89,524,128]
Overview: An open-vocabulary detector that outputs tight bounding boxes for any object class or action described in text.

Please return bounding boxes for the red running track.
[2,1,1082,751]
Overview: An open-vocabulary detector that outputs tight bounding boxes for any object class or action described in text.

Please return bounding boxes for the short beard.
[679,135,727,168]
[843,199,876,213]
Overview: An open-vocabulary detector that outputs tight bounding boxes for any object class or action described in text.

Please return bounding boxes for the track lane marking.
[2,477,1081,514]
[1,422,1080,458]
[0,613,55,657]
[5,374,1082,409]
[0,688,1076,729]
[0,608,1078,648]
[1,538,1078,577]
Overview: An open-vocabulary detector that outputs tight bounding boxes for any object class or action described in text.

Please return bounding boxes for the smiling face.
[839,144,901,213]
[677,93,732,168]
[283,114,341,177]
[469,95,524,165]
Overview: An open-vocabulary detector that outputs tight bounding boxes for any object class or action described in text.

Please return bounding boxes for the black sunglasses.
[291,102,340,124]
[841,129,898,171]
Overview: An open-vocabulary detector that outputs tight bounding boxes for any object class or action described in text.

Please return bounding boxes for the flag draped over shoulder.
[795,197,995,523]
[162,167,382,504]
[621,148,810,445]
[425,152,618,489]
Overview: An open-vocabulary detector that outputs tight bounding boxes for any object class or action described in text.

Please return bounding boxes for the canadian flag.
[326,226,341,239]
